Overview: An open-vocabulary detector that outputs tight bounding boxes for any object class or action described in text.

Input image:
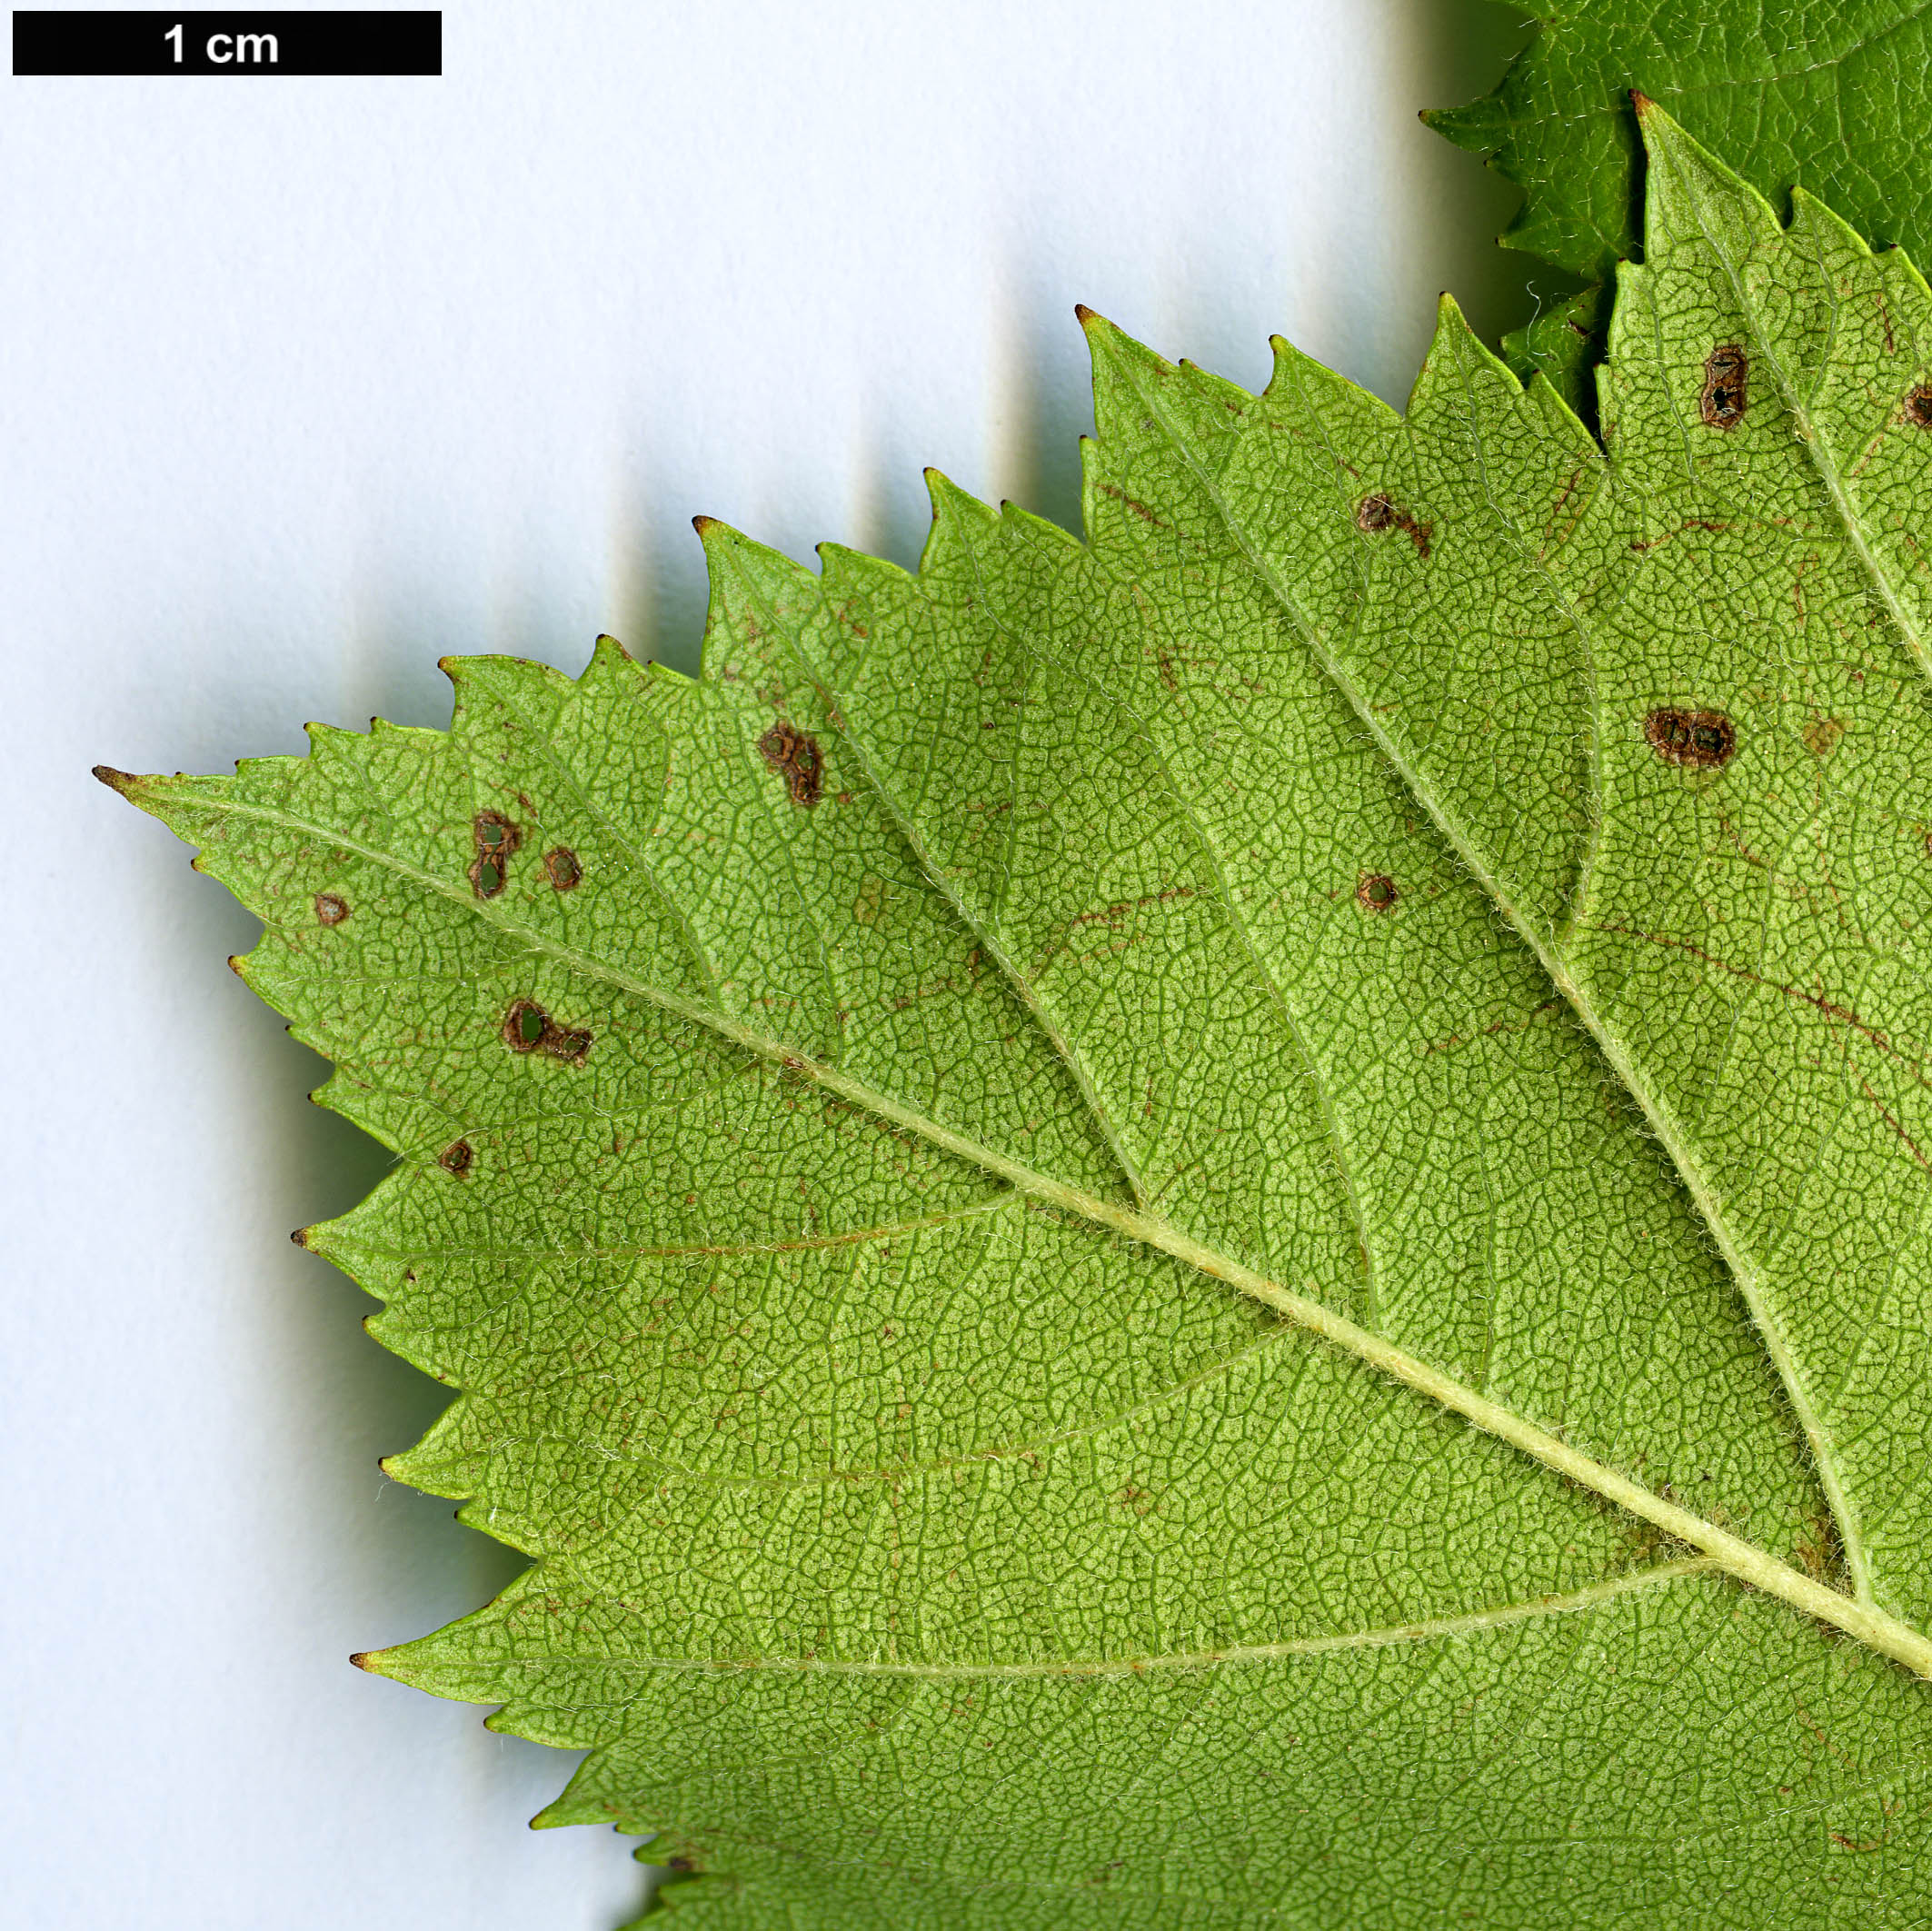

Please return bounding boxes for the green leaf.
[1429,1,1932,408]
[105,107,1932,1926]
[1500,280,1605,415]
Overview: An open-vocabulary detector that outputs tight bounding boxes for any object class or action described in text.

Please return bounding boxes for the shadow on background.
[136,813,659,1918]
[1421,0,1548,343]
[613,3,1552,679]
[1000,0,1549,542]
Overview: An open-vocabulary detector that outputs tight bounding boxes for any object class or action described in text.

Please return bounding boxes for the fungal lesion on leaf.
[1354,493,1432,559]
[1356,871,1399,912]
[1904,384,1932,428]
[758,720,823,807]
[438,1139,474,1177]
[468,810,522,898]
[1644,707,1737,769]
[1699,343,1748,429]
[543,846,583,891]
[1801,714,1846,759]
[314,891,350,926]
[503,998,593,1065]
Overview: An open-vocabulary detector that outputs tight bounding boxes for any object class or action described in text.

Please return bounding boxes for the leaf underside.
[1428,1,1932,406]
[111,111,1932,1926]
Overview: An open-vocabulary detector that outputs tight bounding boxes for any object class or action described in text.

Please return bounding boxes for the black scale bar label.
[14,10,441,75]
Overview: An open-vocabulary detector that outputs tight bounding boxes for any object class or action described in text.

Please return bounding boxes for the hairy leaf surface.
[106,110,1932,1927]
[1429,0,1932,403]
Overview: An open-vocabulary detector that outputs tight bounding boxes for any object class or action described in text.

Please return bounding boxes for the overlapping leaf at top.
[106,108,1932,1928]
[1430,0,1932,285]
[1429,1,1932,402]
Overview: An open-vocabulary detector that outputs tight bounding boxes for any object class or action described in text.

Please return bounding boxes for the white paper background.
[3,3,1531,1924]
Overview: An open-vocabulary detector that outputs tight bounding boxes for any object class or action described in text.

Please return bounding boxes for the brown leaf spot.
[1906,384,1932,428]
[1699,343,1748,429]
[1802,715,1846,759]
[1356,872,1399,913]
[1355,493,1432,559]
[314,892,350,926]
[438,1140,474,1177]
[503,998,593,1066]
[1095,481,1164,526]
[1645,708,1737,769]
[757,721,822,808]
[468,810,521,898]
[543,846,583,891]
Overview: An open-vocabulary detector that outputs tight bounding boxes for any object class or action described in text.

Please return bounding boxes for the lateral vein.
[380,1561,1719,1679]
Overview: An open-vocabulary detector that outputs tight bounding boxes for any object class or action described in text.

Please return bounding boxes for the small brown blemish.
[314,892,350,926]
[1356,872,1399,913]
[543,846,583,891]
[1355,493,1432,559]
[1906,385,1932,428]
[468,810,521,898]
[438,1140,474,1177]
[758,721,823,808]
[503,998,593,1066]
[1645,707,1737,769]
[1802,715,1846,759]
[1699,343,1748,430]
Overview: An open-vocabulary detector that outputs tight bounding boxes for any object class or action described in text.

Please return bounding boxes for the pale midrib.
[161,782,1932,1677]
[1110,339,1884,1620]
[393,1562,1718,1681]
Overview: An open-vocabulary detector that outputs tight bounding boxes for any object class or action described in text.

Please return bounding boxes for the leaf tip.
[1434,291,1474,338]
